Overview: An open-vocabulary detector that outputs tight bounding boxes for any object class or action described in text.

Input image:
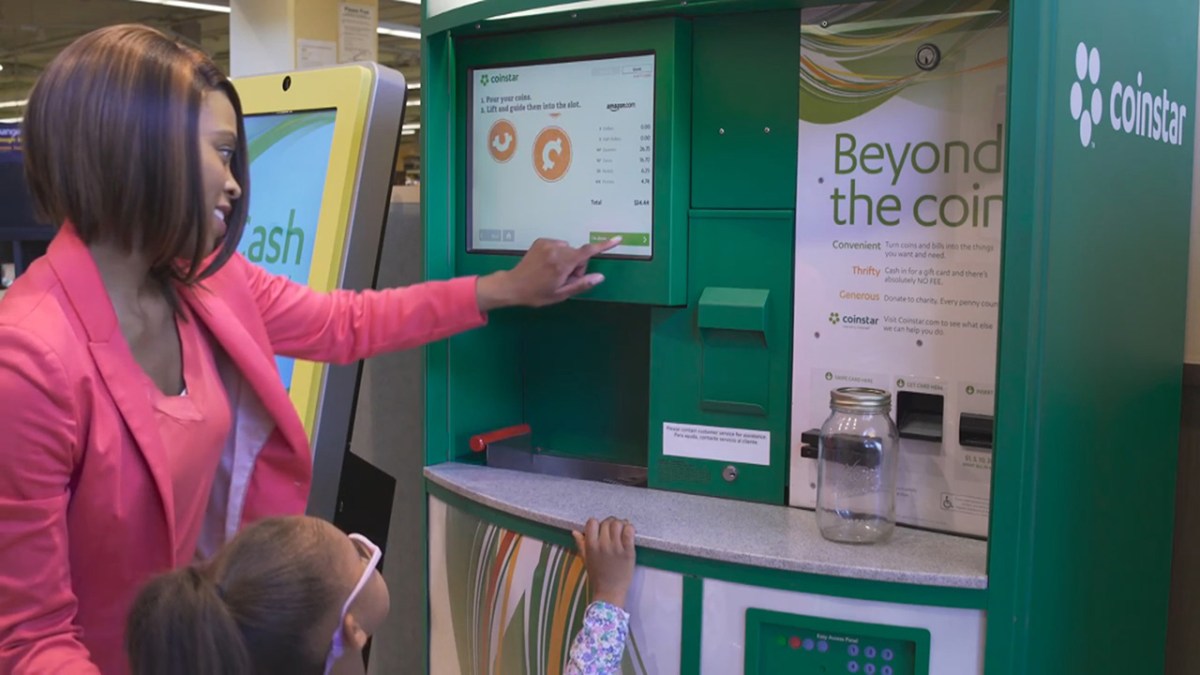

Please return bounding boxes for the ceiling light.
[130,0,231,13]
[0,100,27,109]
[0,117,21,124]
[402,123,420,131]
[491,0,660,20]
[391,0,421,4]
[407,82,421,90]
[406,98,420,106]
[377,23,421,40]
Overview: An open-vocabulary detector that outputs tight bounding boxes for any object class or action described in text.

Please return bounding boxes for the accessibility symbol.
[488,120,517,163]
[533,126,572,182]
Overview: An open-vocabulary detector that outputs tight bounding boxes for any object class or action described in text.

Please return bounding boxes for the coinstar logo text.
[480,72,519,87]
[829,311,878,327]
[1070,41,1188,149]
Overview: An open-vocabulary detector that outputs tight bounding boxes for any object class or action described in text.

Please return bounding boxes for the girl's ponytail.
[126,565,253,675]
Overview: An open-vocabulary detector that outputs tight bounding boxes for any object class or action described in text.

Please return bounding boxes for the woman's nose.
[225,173,242,200]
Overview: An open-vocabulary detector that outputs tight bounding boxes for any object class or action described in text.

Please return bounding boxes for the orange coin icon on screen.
[488,120,517,163]
[533,126,572,182]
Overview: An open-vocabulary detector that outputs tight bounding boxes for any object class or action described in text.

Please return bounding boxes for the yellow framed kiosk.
[232,63,408,522]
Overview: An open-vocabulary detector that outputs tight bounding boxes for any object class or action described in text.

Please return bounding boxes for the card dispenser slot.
[697,287,770,416]
[896,390,944,443]
[959,413,995,450]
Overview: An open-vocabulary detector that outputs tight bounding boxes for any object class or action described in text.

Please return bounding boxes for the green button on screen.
[590,232,650,247]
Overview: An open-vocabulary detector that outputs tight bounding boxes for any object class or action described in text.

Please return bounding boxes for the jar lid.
[830,387,891,412]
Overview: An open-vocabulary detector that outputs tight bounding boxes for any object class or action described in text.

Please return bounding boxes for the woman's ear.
[342,613,369,651]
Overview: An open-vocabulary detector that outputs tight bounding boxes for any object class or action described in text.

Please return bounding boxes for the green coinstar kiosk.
[416,0,1196,672]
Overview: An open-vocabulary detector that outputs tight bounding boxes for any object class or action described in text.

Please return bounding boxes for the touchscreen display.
[469,54,655,258]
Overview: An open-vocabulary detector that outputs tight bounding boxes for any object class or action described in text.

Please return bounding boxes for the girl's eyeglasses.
[323,533,381,675]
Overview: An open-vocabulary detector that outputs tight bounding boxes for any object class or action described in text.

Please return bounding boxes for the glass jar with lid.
[816,387,900,544]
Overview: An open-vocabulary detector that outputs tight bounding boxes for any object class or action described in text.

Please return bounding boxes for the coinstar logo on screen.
[480,72,519,87]
[1069,41,1189,149]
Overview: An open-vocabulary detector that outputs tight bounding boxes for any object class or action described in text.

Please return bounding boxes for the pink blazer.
[0,226,486,673]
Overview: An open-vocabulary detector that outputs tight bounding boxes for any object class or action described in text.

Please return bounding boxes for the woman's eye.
[218,147,235,163]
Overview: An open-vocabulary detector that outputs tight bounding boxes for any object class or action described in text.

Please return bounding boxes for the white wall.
[229,0,294,78]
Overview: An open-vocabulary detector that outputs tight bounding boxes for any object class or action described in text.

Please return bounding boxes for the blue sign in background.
[0,123,41,231]
[0,123,22,162]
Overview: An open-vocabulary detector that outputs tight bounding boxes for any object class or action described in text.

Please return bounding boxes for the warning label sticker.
[663,422,770,466]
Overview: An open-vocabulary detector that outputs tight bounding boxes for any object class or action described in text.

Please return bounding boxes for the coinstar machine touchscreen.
[469,54,657,260]
[412,1,1196,673]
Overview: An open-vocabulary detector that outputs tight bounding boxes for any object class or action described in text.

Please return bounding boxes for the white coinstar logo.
[1070,41,1189,149]
[1069,43,1103,146]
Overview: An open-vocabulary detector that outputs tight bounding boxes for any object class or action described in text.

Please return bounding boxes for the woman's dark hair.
[126,517,343,675]
[22,23,249,285]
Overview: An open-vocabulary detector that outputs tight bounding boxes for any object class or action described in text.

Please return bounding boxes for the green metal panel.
[745,609,930,675]
[452,19,692,306]
[445,314,525,462]
[423,30,456,468]
[648,210,794,503]
[698,287,772,416]
[988,0,1197,673]
[419,30,454,675]
[697,287,770,333]
[681,575,703,675]
[441,305,652,468]
[691,11,801,209]
[521,302,652,465]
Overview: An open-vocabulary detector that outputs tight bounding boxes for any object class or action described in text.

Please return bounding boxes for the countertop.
[425,463,988,590]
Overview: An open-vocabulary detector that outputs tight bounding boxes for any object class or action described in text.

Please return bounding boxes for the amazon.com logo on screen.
[606,102,637,112]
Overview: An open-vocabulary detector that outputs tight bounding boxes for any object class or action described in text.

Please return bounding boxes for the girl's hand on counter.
[573,516,636,610]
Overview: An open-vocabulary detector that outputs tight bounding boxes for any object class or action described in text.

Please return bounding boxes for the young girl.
[126,515,637,675]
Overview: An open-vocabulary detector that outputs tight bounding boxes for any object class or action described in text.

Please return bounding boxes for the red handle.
[469,424,532,453]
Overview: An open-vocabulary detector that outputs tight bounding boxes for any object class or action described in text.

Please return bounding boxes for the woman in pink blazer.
[0,25,616,674]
